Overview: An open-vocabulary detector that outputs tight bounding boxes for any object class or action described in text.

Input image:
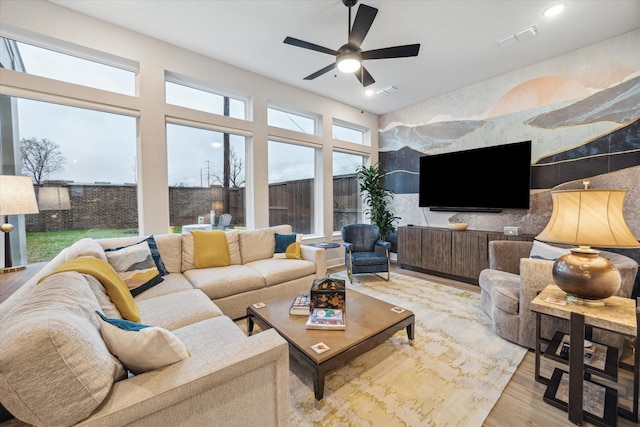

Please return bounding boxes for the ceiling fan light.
[337,54,361,73]
[543,3,565,17]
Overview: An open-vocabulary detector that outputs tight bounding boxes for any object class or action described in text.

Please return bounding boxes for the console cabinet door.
[421,228,451,273]
[451,231,488,281]
[397,227,422,267]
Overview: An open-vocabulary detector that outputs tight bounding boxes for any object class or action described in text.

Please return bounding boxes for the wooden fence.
[26,174,360,234]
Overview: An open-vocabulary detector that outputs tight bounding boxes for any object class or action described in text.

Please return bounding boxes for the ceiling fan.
[283,0,420,87]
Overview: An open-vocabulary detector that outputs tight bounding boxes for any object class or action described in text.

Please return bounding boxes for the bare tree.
[20,137,66,184]
[212,147,245,188]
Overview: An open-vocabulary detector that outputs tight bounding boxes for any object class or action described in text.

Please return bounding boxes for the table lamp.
[536,181,640,305]
[0,175,40,273]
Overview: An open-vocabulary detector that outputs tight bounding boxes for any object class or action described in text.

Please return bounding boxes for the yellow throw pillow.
[273,233,303,260]
[192,230,231,268]
[285,241,302,260]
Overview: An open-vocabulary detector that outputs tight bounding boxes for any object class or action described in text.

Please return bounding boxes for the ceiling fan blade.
[355,66,375,87]
[348,4,378,48]
[361,44,421,60]
[283,36,339,56]
[304,63,337,80]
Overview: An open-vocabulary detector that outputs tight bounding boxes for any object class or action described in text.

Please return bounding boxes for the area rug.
[243,271,527,427]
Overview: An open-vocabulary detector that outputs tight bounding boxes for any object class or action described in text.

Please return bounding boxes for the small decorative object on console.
[289,293,311,316]
[504,226,521,235]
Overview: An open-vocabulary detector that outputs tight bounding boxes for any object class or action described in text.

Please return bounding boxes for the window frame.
[267,102,321,136]
[165,71,250,120]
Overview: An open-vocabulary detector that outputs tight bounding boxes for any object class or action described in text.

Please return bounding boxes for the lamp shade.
[536,189,639,249]
[38,187,71,211]
[0,175,39,216]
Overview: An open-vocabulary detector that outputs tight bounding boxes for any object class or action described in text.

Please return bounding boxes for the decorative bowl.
[447,223,468,231]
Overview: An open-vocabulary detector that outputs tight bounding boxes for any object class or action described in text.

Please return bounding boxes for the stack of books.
[305,308,345,330]
[289,293,311,316]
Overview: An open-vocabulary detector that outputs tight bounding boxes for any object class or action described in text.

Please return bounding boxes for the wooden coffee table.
[246,288,415,401]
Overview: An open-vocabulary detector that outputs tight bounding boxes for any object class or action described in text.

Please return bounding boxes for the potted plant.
[355,162,399,241]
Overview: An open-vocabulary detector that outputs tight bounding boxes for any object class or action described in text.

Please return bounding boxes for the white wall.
[0,0,378,267]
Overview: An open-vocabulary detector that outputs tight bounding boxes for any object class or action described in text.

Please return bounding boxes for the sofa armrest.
[79,329,289,426]
[517,257,557,348]
[300,244,327,278]
[488,240,533,274]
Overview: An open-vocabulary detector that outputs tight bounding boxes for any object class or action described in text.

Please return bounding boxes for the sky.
[14,40,362,187]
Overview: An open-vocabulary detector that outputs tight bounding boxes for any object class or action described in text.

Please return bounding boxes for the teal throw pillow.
[275,233,297,253]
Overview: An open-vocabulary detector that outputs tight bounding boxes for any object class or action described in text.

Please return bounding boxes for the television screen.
[418,141,532,212]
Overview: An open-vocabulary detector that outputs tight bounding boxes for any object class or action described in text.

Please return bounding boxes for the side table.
[307,242,340,277]
[531,285,638,426]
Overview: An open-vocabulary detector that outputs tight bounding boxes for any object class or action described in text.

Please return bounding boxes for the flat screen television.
[418,140,532,212]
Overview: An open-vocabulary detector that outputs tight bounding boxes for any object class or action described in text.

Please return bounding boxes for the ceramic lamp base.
[553,247,621,303]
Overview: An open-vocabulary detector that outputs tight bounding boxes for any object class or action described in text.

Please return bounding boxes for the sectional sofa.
[0,225,326,426]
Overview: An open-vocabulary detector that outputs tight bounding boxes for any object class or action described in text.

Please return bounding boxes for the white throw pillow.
[529,240,570,260]
[96,312,189,374]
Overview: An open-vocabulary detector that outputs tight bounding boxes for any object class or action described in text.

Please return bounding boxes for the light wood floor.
[329,263,638,427]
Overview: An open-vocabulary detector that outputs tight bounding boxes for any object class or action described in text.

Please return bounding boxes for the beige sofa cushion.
[172,315,247,356]
[0,272,125,426]
[245,258,317,287]
[65,237,108,262]
[83,273,122,319]
[239,225,292,264]
[136,289,224,331]
[184,265,266,299]
[153,233,184,273]
[133,272,195,301]
[182,230,241,271]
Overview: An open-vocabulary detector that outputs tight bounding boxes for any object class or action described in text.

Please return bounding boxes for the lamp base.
[565,294,605,307]
[552,247,621,302]
[0,265,26,274]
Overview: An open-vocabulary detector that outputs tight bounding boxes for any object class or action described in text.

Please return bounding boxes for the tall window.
[166,123,246,231]
[333,151,365,231]
[267,106,317,135]
[268,141,316,234]
[2,36,136,95]
[332,120,366,145]
[3,98,138,262]
[165,80,246,120]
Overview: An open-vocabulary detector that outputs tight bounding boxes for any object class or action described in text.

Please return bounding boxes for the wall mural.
[378,30,640,242]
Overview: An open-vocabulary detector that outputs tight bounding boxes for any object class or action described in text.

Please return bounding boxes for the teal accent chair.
[341,223,391,283]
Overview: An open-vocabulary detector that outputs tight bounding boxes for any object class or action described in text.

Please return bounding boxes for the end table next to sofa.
[531,285,638,426]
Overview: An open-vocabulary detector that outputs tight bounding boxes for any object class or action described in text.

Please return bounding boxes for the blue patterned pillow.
[143,236,169,276]
[105,240,164,297]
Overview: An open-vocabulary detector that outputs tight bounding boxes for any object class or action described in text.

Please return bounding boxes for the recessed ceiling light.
[364,89,375,97]
[543,3,565,17]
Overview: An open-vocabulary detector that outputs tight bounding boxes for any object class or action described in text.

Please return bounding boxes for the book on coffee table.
[305,308,345,330]
[289,293,311,316]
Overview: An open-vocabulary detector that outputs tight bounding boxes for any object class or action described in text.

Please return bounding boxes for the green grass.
[27,229,139,263]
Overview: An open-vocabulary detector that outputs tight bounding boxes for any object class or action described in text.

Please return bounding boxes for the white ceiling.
[50,0,640,115]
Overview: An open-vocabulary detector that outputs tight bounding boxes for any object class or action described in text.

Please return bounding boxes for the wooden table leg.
[569,312,585,425]
[313,369,326,401]
[406,319,415,346]
[247,311,255,336]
